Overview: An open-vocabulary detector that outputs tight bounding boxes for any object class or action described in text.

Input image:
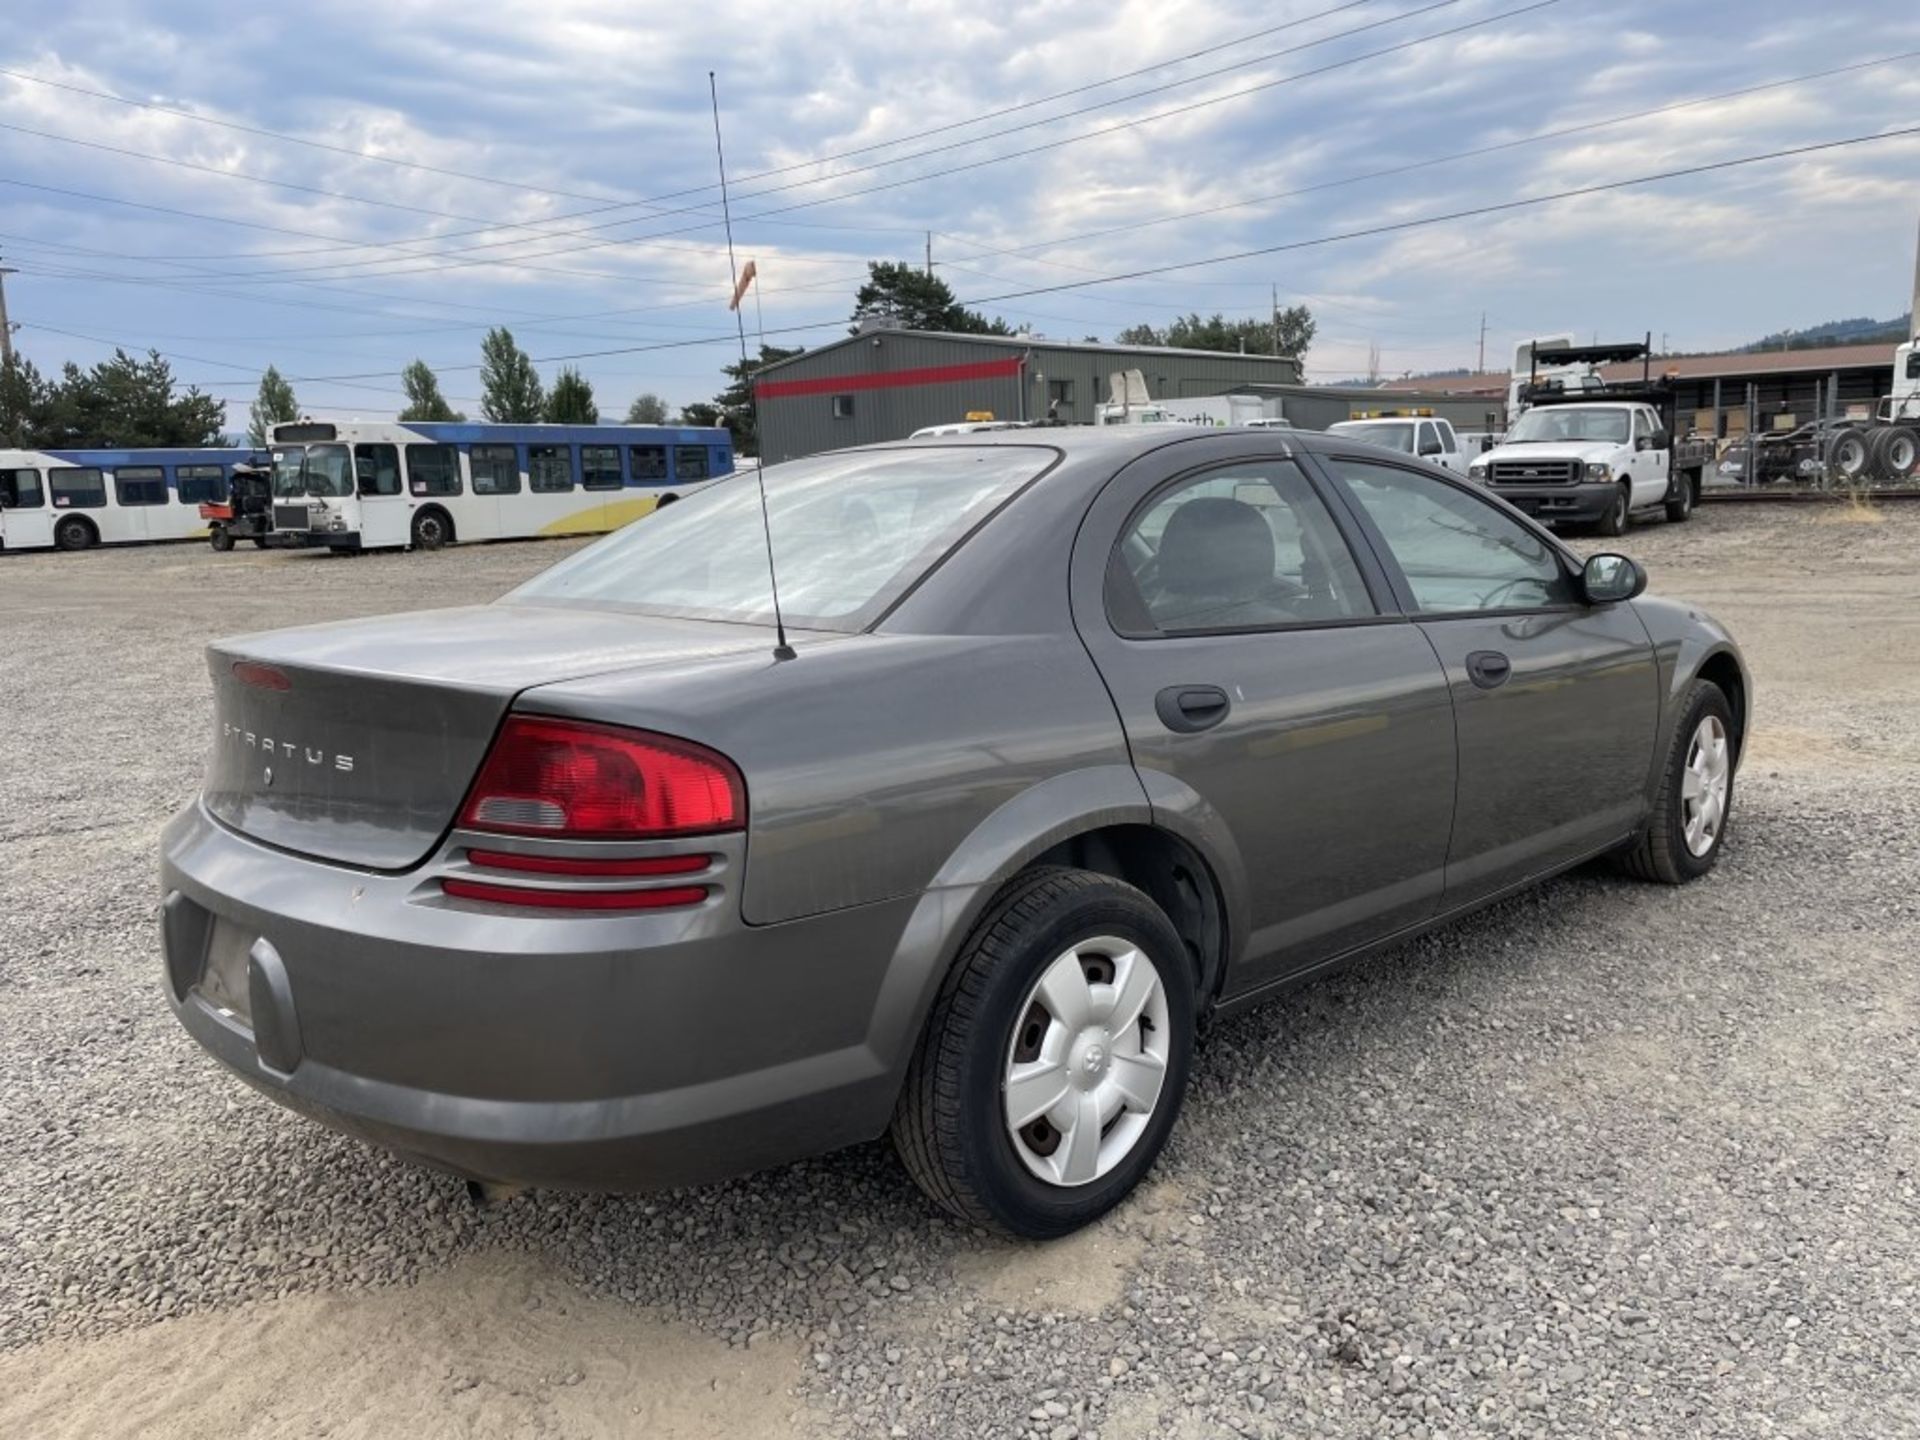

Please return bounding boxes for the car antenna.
[711,70,794,662]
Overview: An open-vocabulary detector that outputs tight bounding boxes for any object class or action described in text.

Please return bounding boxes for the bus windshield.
[271,443,353,497]
[271,447,305,499]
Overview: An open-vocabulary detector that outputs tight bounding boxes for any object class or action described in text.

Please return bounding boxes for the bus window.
[471,444,521,495]
[673,445,709,481]
[115,467,168,506]
[305,444,354,497]
[1,467,44,509]
[406,444,462,496]
[582,444,622,491]
[629,445,668,483]
[530,445,574,492]
[355,444,401,496]
[271,447,306,499]
[176,465,228,505]
[50,468,107,508]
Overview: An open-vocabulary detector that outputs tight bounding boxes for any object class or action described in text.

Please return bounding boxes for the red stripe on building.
[756,355,1024,401]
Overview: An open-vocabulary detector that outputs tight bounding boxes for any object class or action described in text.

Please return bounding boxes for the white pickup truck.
[1468,393,1710,534]
[1325,415,1470,475]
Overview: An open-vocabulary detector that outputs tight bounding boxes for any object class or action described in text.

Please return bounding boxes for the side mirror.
[1582,552,1646,605]
[1418,439,1443,457]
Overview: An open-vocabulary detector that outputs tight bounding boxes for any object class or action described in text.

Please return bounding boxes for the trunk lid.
[202,603,781,869]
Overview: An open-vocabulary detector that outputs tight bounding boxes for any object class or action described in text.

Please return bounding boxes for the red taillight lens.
[442,878,708,911]
[464,849,710,877]
[458,717,744,839]
[232,660,291,691]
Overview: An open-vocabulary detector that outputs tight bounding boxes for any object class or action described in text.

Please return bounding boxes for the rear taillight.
[442,878,709,911]
[457,717,744,839]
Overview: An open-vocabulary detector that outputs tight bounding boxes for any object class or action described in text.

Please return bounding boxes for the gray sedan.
[160,427,1747,1238]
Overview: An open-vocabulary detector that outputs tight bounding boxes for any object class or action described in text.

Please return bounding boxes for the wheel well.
[57,514,98,537]
[1027,825,1227,1000]
[1697,652,1746,760]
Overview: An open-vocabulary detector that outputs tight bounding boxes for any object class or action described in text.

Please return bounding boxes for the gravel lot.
[2,504,1917,1438]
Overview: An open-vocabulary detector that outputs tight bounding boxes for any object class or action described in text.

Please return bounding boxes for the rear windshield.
[510,446,1052,631]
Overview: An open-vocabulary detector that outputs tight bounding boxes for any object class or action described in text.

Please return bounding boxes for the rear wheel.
[411,508,452,550]
[1826,428,1870,485]
[209,526,235,553]
[1869,425,1918,482]
[1595,481,1630,537]
[1663,469,1697,523]
[1616,680,1734,884]
[53,517,95,552]
[891,867,1196,1238]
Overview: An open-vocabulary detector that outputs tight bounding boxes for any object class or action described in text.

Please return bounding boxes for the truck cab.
[1326,413,1468,474]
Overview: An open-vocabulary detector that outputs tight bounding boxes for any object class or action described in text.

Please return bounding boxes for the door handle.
[1465,650,1512,690]
[1155,685,1231,733]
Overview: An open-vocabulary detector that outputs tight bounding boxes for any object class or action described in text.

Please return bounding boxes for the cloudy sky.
[2,0,1916,427]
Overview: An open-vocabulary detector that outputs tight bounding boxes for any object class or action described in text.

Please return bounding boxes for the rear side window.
[513,446,1049,632]
[176,465,227,504]
[1,467,44,509]
[406,444,462,496]
[529,445,574,492]
[50,468,106,508]
[629,445,668,482]
[581,444,622,491]
[355,444,401,496]
[1110,460,1374,634]
[471,443,521,495]
[115,467,168,505]
[674,445,710,481]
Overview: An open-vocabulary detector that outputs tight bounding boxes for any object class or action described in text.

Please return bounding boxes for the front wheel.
[1595,482,1630,537]
[411,508,451,551]
[209,526,235,552]
[891,867,1196,1238]
[53,517,94,552]
[1616,680,1735,884]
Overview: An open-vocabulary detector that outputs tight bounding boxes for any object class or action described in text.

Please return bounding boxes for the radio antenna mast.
[709,70,793,661]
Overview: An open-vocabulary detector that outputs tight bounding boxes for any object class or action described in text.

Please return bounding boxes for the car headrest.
[1157,497,1274,596]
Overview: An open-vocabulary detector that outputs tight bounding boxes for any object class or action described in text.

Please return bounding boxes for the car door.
[1072,444,1458,993]
[1631,406,1667,502]
[1314,454,1659,903]
[1434,420,1464,474]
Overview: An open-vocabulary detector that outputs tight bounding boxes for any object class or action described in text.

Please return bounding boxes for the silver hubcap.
[1003,936,1170,1188]
[1681,714,1731,857]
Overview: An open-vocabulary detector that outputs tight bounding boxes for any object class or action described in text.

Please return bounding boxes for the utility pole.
[926,231,933,279]
[1477,311,1486,373]
[1272,283,1280,357]
[0,255,17,367]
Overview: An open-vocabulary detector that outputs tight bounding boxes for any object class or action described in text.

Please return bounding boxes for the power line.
[176,122,1919,388]
[146,0,1544,288]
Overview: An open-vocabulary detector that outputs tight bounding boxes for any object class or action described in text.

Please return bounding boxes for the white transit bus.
[0,446,261,553]
[268,420,734,551]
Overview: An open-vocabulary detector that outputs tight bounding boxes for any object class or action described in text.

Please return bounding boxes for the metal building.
[753,329,1303,462]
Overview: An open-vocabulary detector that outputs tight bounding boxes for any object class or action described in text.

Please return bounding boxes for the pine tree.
[543,367,599,424]
[850,261,1009,335]
[248,364,299,446]
[397,359,464,421]
[0,353,51,447]
[479,328,545,422]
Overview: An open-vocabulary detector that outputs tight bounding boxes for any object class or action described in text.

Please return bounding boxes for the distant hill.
[1739,313,1911,352]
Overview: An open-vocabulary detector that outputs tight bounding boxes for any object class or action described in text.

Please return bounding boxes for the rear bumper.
[159,802,919,1190]
[1486,481,1618,523]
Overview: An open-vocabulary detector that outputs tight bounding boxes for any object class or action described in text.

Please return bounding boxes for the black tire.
[1616,679,1735,885]
[411,508,452,551]
[1595,482,1630,537]
[1663,469,1697,523]
[209,526,235,552]
[1826,428,1870,485]
[53,517,95,552]
[1868,425,1918,482]
[891,866,1196,1239]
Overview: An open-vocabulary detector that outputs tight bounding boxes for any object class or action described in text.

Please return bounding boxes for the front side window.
[1,467,45,509]
[1417,422,1441,456]
[114,467,168,506]
[176,465,227,505]
[529,444,573,492]
[581,444,622,491]
[471,443,521,495]
[1328,458,1575,613]
[630,445,668,482]
[50,467,106,508]
[1907,350,1919,380]
[512,446,1049,632]
[1437,421,1458,454]
[1631,409,1653,440]
[304,444,354,498]
[355,443,401,496]
[674,445,710,481]
[1110,460,1374,635]
[406,444,461,496]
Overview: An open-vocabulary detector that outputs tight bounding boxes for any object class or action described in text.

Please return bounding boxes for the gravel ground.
[2,505,1917,1438]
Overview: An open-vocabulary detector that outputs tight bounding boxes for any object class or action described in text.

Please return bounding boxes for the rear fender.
[1630,597,1750,798]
